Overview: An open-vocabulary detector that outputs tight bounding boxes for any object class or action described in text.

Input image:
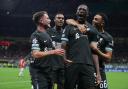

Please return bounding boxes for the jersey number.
[99,80,108,88]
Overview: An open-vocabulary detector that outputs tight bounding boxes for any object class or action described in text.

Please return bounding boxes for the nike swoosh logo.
[44,40,47,42]
[51,35,56,37]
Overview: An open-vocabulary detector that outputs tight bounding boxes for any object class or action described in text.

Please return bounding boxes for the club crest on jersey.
[52,41,56,47]
[44,47,48,52]
[109,40,114,46]
[75,33,80,39]
[32,38,38,44]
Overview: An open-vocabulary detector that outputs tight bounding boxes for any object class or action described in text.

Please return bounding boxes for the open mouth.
[78,12,85,16]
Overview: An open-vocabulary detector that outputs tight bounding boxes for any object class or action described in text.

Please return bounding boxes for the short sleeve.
[105,39,114,52]
[88,28,98,43]
[30,34,40,51]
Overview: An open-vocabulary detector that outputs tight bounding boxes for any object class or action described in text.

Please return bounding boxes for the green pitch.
[106,72,128,89]
[0,68,128,89]
[0,68,31,89]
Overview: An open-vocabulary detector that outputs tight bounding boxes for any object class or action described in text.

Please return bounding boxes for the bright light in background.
[6,11,10,15]
[0,0,20,14]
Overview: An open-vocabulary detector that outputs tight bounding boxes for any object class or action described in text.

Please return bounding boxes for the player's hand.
[53,49,65,56]
[96,73,101,85]
[77,24,87,33]
[66,19,87,33]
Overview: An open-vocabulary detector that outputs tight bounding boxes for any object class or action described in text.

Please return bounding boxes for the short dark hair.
[96,12,108,26]
[32,11,48,25]
[54,11,64,18]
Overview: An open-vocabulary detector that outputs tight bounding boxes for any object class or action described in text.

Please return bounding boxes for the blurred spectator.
[18,56,26,77]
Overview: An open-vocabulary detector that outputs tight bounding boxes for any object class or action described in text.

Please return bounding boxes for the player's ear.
[39,19,43,23]
[101,20,105,26]
[54,19,55,22]
[54,17,56,23]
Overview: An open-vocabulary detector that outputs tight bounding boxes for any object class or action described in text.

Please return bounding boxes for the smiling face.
[76,4,89,23]
[32,11,51,28]
[40,13,51,28]
[92,14,104,28]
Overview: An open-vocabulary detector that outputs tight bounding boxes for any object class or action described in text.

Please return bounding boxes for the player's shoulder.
[104,31,113,40]
[47,27,54,35]
[63,25,75,33]
[31,30,39,37]
[86,22,99,35]
[47,27,54,32]
[30,30,43,42]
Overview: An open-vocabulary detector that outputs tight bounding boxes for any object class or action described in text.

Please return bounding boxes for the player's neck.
[76,15,87,24]
[55,26,62,31]
[37,25,46,32]
[98,27,104,33]
[77,20,86,24]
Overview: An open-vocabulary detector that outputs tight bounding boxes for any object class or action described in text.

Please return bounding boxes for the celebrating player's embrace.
[66,11,114,89]
[29,3,113,89]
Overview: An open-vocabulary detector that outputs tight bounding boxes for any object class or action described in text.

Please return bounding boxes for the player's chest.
[38,34,52,47]
[69,27,88,40]
[97,34,108,47]
[50,32,62,42]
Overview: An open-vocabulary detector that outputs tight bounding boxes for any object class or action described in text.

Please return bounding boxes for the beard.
[94,23,101,28]
[44,25,50,29]
[76,14,86,24]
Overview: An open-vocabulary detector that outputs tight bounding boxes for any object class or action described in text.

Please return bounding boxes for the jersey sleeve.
[105,38,114,52]
[30,34,40,51]
[88,28,98,43]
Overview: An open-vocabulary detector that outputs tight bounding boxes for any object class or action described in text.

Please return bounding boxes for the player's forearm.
[66,19,78,26]
[61,41,73,63]
[92,54,100,74]
[94,48,112,62]
[32,50,55,58]
[102,52,112,61]
[61,41,67,57]
[61,41,67,50]
[90,42,112,62]
[92,54,101,85]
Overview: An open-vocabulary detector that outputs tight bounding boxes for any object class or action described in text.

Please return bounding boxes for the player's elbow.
[32,53,38,58]
[105,56,112,63]
[105,52,112,63]
[66,19,73,25]
[66,19,70,24]
[31,51,41,58]
[91,46,99,54]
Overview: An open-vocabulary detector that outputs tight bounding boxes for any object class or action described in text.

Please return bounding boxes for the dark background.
[0,0,128,37]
